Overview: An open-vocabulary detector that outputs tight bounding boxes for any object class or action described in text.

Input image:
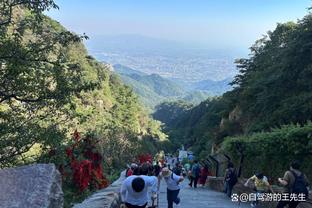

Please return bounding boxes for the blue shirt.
[188,154,194,161]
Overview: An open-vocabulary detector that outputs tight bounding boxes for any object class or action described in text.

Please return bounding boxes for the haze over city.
[47,1,312,82]
[48,0,311,51]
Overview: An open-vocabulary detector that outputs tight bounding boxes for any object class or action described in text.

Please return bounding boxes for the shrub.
[222,122,312,181]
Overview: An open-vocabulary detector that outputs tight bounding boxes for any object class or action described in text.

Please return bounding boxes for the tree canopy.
[0,0,166,175]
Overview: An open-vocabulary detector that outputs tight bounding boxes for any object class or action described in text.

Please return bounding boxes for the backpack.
[290,171,308,197]
[227,168,238,186]
[193,164,200,177]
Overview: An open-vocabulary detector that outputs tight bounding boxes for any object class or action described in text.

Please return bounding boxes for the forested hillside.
[114,64,211,108]
[191,78,233,94]
[155,12,312,179]
[0,2,167,205]
[114,64,221,109]
[153,101,194,128]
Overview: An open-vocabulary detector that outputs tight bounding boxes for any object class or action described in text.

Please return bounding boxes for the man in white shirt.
[158,167,184,208]
[120,175,158,208]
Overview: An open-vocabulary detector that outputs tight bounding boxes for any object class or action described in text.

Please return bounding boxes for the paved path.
[156,179,250,208]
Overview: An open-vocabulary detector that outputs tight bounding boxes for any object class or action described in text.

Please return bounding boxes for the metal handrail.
[209,155,219,177]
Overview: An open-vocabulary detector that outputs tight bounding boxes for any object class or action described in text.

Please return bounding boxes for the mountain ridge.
[113,64,233,109]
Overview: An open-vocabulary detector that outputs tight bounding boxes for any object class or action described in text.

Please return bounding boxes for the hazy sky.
[47,0,311,51]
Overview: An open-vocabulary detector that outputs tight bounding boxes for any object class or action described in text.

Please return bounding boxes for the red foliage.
[138,153,153,164]
[61,131,109,192]
[66,147,73,158]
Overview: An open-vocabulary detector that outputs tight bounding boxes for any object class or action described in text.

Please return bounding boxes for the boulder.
[0,163,63,208]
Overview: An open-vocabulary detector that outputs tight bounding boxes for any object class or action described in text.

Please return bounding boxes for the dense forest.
[113,64,211,109]
[154,11,312,180]
[0,1,168,206]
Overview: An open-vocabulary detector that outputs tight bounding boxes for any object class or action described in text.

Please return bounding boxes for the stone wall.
[206,176,225,192]
[0,163,63,208]
[73,170,126,208]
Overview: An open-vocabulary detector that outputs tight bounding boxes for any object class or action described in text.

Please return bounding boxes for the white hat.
[162,167,171,177]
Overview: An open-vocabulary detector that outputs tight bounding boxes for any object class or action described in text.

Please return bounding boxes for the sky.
[47,0,312,52]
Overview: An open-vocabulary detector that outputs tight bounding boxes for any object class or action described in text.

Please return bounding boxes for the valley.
[111,64,232,109]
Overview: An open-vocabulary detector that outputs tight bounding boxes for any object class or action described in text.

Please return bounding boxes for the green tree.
[0,1,94,166]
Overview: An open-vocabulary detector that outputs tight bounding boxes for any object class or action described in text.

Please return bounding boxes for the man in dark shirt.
[277,161,310,208]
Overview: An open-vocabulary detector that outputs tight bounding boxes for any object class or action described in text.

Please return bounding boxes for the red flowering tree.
[60,130,109,192]
[137,153,153,164]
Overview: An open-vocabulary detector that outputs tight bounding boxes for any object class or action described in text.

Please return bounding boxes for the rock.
[111,170,126,187]
[0,163,63,208]
[228,106,242,121]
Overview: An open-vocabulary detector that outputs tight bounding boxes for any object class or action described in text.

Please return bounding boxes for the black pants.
[189,175,199,188]
[167,188,180,208]
[125,202,147,208]
[276,200,300,208]
[224,181,234,198]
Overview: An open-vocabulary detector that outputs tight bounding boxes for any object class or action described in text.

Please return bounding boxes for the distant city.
[86,35,242,83]
[91,52,236,82]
